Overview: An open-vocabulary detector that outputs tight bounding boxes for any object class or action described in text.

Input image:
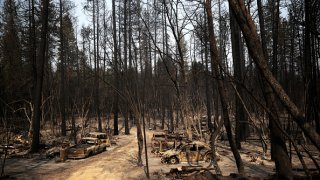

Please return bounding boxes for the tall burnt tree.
[271,0,280,78]
[229,0,320,177]
[31,0,50,153]
[228,0,320,151]
[59,0,67,136]
[304,0,320,134]
[229,7,249,149]
[256,2,291,174]
[1,0,23,104]
[123,0,130,135]
[95,0,102,132]
[205,0,244,174]
[28,0,36,136]
[112,0,119,135]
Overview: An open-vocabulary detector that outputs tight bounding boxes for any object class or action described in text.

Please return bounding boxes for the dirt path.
[3,128,273,180]
[4,127,316,180]
[4,128,150,180]
[62,129,145,180]
[3,127,188,180]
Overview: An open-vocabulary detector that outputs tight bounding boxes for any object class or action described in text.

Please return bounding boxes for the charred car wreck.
[161,141,212,164]
[67,137,107,159]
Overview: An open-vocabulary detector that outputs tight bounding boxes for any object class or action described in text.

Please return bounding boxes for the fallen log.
[166,166,216,179]
[181,166,215,172]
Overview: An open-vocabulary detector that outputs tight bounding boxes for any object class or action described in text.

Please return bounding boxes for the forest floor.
[2,126,319,180]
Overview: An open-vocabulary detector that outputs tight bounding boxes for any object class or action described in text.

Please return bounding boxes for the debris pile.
[0,130,75,159]
[166,166,216,179]
[0,133,30,157]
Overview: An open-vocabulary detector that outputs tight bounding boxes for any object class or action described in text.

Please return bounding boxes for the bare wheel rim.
[170,157,178,164]
[161,158,165,163]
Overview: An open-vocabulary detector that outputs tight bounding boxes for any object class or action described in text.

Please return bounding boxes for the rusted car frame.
[88,132,111,147]
[161,141,212,164]
[151,132,187,154]
[151,132,168,153]
[67,137,106,159]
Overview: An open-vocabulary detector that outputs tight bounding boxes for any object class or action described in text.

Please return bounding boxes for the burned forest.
[0,0,319,179]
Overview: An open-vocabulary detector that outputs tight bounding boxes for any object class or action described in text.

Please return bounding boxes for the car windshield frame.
[80,138,98,144]
[174,143,184,150]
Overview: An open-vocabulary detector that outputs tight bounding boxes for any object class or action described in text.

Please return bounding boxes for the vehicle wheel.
[204,154,212,162]
[169,157,178,164]
[161,158,166,164]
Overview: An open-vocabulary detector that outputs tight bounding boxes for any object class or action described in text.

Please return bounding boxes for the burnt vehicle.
[167,132,188,142]
[151,132,168,153]
[161,141,212,164]
[67,137,107,159]
[151,132,188,154]
[88,132,111,147]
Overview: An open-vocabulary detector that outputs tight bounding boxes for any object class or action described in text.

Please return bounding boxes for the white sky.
[73,0,113,42]
[74,0,90,27]
[74,0,112,27]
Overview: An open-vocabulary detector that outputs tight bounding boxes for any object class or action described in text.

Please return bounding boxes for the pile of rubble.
[0,134,30,157]
[0,131,73,159]
[166,166,216,179]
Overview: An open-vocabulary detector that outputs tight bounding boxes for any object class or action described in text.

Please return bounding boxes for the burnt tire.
[169,157,178,164]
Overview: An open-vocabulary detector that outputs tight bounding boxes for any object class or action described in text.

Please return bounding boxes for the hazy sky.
[74,0,112,28]
[74,0,90,27]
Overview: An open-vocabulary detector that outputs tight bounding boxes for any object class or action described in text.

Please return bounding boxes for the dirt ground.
[2,127,319,180]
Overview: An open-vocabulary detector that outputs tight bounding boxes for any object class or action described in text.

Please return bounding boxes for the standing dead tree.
[228,0,320,178]
[204,0,244,175]
[227,0,320,151]
[0,104,12,179]
[31,0,50,153]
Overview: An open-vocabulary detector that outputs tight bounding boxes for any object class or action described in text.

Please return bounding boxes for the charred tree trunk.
[96,0,102,132]
[227,0,320,151]
[229,8,249,149]
[31,0,50,153]
[304,0,319,135]
[257,1,293,177]
[136,116,143,166]
[28,0,36,137]
[202,10,213,132]
[112,0,119,135]
[264,78,292,179]
[271,0,280,78]
[124,0,129,135]
[205,0,244,174]
[59,0,66,136]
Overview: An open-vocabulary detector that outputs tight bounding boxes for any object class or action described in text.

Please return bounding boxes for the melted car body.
[88,132,111,147]
[151,132,188,153]
[67,137,106,159]
[161,141,212,164]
